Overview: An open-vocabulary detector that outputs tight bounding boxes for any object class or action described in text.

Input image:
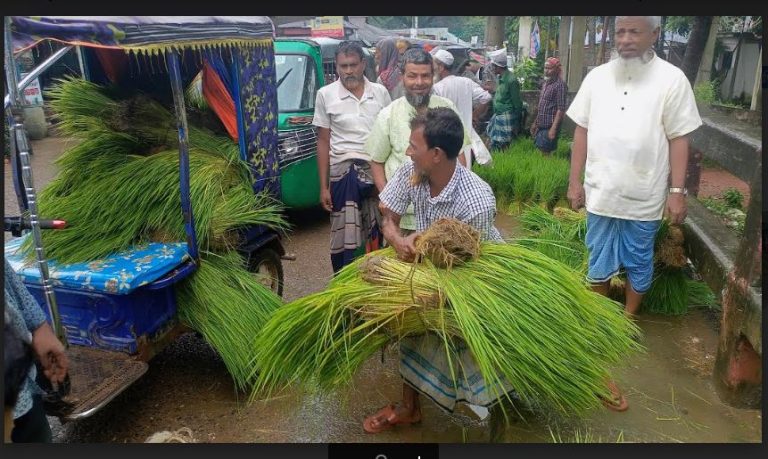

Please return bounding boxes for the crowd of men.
[5,16,702,441]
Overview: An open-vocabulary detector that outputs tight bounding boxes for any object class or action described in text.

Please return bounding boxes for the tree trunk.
[696,16,720,84]
[681,16,713,86]
[655,16,667,57]
[597,16,609,64]
[750,47,762,111]
[485,16,506,49]
[545,16,553,58]
[558,16,571,78]
[567,16,587,91]
[587,17,596,65]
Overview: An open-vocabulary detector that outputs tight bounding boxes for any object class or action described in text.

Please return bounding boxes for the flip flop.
[599,382,629,412]
[362,403,421,434]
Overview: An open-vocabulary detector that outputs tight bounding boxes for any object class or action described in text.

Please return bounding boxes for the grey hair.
[616,16,662,30]
[399,47,433,74]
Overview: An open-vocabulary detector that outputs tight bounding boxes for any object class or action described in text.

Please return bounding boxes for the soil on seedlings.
[656,225,687,268]
[414,218,481,268]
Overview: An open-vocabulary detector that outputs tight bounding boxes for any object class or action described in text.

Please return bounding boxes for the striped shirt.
[379,161,503,242]
[535,77,568,129]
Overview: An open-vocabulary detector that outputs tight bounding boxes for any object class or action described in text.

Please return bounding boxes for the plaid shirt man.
[535,77,568,130]
[379,161,503,242]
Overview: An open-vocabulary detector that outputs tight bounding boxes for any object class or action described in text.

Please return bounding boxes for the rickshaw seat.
[4,236,190,295]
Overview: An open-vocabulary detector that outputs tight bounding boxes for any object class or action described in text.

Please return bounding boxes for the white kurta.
[566,53,702,221]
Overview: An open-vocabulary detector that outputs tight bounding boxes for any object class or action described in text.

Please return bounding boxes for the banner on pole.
[530,21,541,58]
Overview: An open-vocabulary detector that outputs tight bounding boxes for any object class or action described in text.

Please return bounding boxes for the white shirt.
[432,75,493,166]
[566,53,702,220]
[313,78,392,164]
[432,75,491,132]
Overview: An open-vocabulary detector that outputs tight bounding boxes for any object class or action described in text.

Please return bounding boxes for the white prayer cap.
[431,49,454,66]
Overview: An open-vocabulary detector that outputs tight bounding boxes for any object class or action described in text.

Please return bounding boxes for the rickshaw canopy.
[10,16,275,54]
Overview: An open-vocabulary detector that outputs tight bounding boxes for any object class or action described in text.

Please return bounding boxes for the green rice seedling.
[252,241,643,418]
[686,279,718,309]
[551,137,572,160]
[641,267,689,315]
[26,149,286,263]
[176,250,283,393]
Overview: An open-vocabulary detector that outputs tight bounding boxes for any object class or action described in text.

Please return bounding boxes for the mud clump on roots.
[656,224,687,268]
[415,218,481,269]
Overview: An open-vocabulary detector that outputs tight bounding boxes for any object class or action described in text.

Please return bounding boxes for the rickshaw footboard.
[53,346,148,421]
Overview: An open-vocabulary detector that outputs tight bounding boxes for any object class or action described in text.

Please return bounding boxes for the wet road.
[4,136,761,443]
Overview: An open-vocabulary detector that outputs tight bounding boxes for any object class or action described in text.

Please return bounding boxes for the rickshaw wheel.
[248,248,284,297]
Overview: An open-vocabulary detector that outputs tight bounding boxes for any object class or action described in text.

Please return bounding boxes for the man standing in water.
[566,16,702,411]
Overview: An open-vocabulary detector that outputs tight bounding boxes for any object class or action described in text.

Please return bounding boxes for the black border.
[2,1,766,459]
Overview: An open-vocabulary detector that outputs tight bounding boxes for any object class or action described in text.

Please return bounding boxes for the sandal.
[362,403,422,434]
[599,381,629,412]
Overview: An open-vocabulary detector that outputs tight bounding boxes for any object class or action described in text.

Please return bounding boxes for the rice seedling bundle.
[518,207,717,315]
[473,138,570,213]
[23,78,288,393]
[175,250,283,392]
[253,219,642,417]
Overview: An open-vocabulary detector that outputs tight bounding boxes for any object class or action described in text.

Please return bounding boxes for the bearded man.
[566,16,702,411]
[366,47,469,234]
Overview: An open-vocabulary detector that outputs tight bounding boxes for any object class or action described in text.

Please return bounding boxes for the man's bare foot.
[363,402,422,433]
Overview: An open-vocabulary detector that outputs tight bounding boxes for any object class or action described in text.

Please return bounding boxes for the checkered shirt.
[535,78,568,129]
[379,162,503,242]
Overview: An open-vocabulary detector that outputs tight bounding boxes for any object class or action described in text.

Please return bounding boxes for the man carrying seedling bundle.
[565,16,702,411]
[314,41,392,273]
[362,107,505,433]
[366,47,470,236]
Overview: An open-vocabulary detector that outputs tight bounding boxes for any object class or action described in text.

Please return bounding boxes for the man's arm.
[366,107,393,192]
[371,161,388,193]
[567,125,588,210]
[316,127,332,211]
[378,203,416,261]
[666,135,690,225]
[548,110,564,140]
[549,82,568,139]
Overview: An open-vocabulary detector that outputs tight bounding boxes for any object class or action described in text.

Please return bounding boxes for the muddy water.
[6,137,761,443]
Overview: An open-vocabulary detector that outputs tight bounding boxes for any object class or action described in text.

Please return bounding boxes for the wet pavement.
[4,136,761,443]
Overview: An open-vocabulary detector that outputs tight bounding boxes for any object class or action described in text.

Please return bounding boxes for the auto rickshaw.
[4,16,285,421]
[274,36,376,209]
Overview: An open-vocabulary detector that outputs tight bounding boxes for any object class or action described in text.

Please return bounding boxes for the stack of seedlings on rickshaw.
[21,76,287,393]
[253,218,643,419]
[517,206,717,315]
[472,138,571,214]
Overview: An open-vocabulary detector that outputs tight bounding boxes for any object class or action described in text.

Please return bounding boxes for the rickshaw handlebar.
[4,216,66,237]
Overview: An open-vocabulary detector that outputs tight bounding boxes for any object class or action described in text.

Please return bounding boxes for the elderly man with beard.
[366,47,469,235]
[530,57,568,155]
[363,107,507,433]
[431,49,492,167]
[313,41,392,273]
[566,16,702,411]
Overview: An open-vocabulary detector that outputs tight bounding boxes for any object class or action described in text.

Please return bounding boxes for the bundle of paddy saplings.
[21,77,286,393]
[253,218,642,417]
[518,206,717,315]
[473,138,571,213]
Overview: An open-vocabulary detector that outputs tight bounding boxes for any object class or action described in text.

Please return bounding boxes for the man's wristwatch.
[669,187,688,196]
